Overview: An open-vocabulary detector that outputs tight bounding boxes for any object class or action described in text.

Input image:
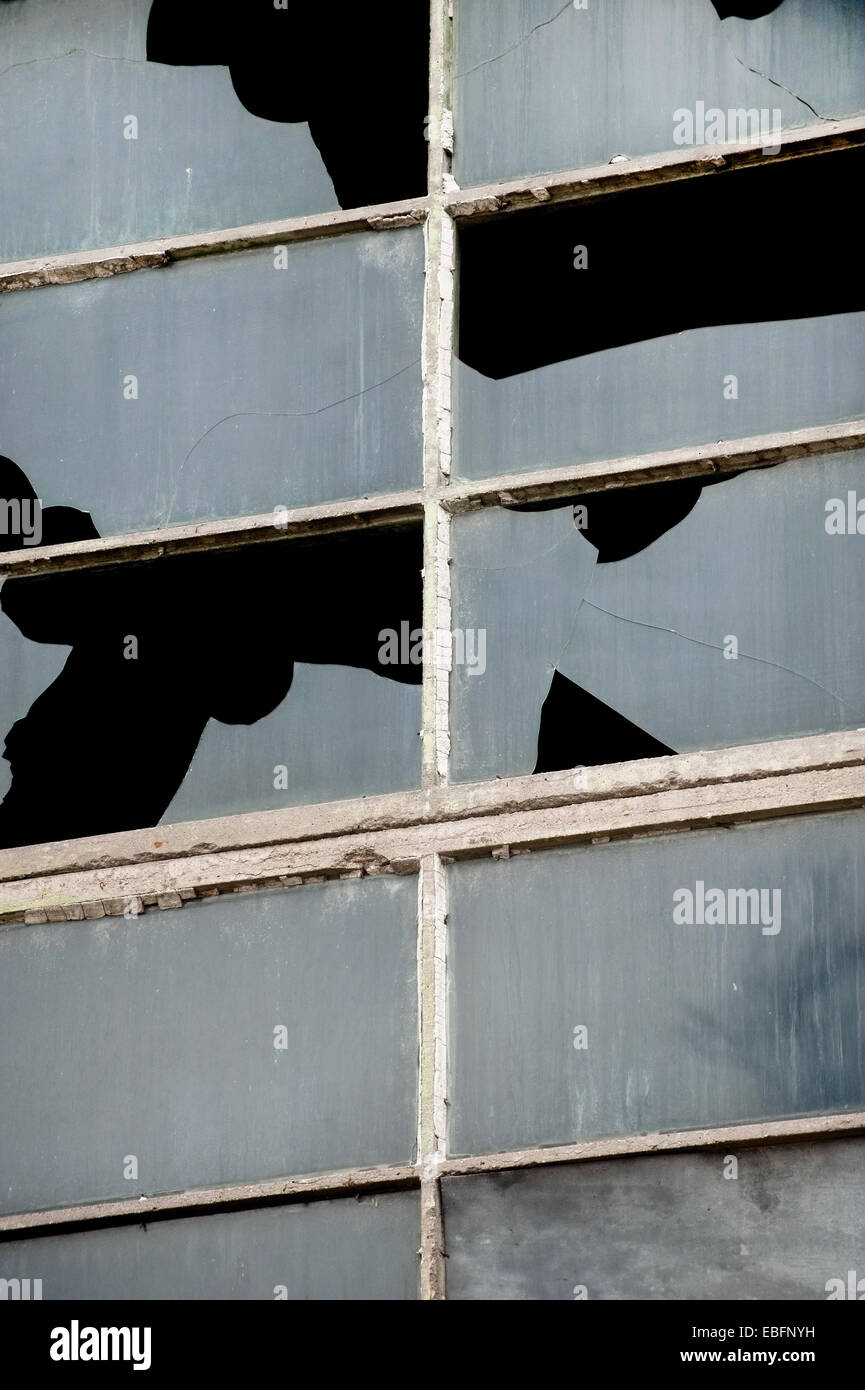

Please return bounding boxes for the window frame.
[1,0,864,1301]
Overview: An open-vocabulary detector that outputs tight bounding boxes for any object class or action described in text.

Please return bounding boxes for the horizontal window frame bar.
[3,1110,861,1242]
[1,121,858,298]
[437,1111,865,1181]
[442,420,865,513]
[2,420,860,578]
[0,492,425,579]
[0,199,430,296]
[2,728,859,883]
[1,731,862,923]
[446,116,865,222]
[0,1164,420,1243]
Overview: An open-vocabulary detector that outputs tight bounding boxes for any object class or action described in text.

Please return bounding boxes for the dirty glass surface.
[0,525,423,848]
[0,876,418,1216]
[455,309,865,484]
[448,810,865,1156]
[0,0,430,262]
[0,1192,420,1300]
[454,150,865,482]
[443,1137,865,1300]
[450,450,865,782]
[0,231,423,541]
[0,0,333,260]
[454,0,865,188]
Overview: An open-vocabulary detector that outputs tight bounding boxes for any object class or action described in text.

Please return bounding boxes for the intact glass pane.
[0,876,418,1216]
[0,232,423,540]
[448,810,865,1156]
[443,1137,865,1301]
[454,0,865,188]
[450,450,865,782]
[0,0,429,261]
[0,525,422,848]
[0,1192,419,1300]
[455,150,865,482]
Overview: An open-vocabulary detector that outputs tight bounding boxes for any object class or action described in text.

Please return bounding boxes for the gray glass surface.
[0,1192,419,1300]
[454,312,865,482]
[0,0,338,263]
[0,876,418,1215]
[454,0,865,188]
[450,450,865,782]
[448,810,865,1156]
[163,662,421,824]
[443,1137,865,1300]
[0,233,423,537]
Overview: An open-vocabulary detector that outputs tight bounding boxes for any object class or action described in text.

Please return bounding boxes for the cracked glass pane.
[448,810,865,1157]
[0,524,422,847]
[0,230,423,539]
[455,149,865,482]
[454,0,865,188]
[443,1137,865,1300]
[0,876,418,1215]
[450,449,865,782]
[0,0,429,261]
[0,1192,420,1300]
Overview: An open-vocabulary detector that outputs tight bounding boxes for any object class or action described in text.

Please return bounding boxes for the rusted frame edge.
[441,419,865,512]
[0,199,430,295]
[446,116,865,221]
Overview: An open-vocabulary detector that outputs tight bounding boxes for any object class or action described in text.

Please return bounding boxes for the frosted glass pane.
[0,0,429,261]
[454,0,865,187]
[455,314,864,483]
[0,1193,419,1300]
[450,451,865,782]
[0,232,423,540]
[0,876,418,1215]
[443,1137,865,1301]
[448,810,865,1155]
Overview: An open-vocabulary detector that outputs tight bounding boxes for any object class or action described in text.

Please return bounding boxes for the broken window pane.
[450,450,865,782]
[447,810,865,1157]
[0,232,423,539]
[0,876,418,1216]
[455,149,865,481]
[454,0,865,188]
[0,1191,419,1301]
[0,1191,419,1300]
[0,524,422,847]
[443,1136,864,1300]
[0,0,429,261]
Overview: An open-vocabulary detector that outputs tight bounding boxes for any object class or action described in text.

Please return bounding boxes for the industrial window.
[1,0,863,1305]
